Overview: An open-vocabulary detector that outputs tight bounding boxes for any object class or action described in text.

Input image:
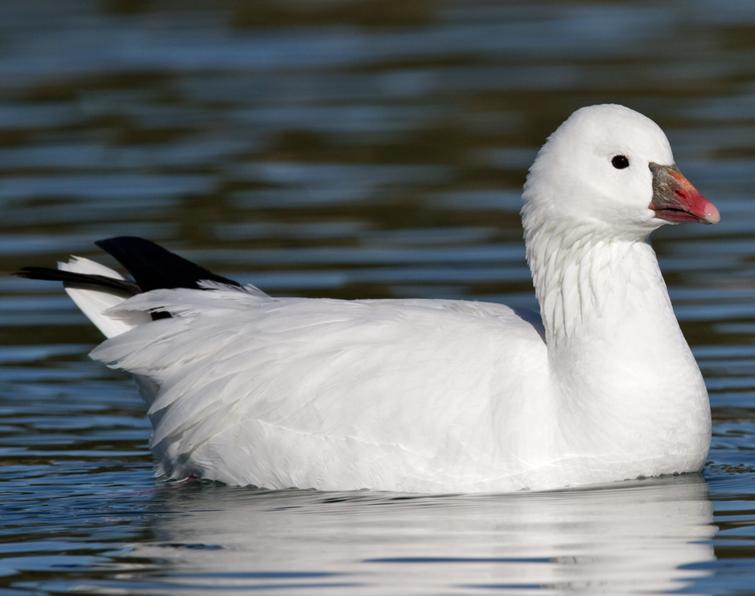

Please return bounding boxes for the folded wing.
[93,287,547,490]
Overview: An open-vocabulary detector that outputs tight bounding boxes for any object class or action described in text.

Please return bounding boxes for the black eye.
[611,155,630,169]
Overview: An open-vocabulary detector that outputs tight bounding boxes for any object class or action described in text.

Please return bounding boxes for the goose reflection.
[131,475,715,594]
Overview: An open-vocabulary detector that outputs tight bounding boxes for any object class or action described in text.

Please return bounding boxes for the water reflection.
[117,476,716,594]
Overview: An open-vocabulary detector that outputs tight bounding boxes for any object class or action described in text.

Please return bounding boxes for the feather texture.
[92,286,551,491]
[19,104,716,492]
[58,257,146,337]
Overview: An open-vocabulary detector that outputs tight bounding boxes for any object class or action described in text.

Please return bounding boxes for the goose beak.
[649,163,720,224]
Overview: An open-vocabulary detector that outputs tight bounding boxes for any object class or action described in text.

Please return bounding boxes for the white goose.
[19,104,720,493]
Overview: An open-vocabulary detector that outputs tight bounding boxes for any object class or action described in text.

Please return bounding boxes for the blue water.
[1,1,755,593]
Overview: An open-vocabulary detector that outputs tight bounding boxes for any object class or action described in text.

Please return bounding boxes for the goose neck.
[524,220,674,351]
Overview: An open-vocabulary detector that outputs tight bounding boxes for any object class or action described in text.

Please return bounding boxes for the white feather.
[59,256,148,338]
[92,289,550,491]
[50,104,714,493]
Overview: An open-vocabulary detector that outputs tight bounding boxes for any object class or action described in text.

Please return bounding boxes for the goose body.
[20,105,719,492]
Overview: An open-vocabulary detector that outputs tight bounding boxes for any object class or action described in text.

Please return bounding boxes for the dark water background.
[1,0,754,593]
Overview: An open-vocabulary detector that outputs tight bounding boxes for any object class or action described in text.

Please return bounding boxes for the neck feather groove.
[523,214,673,350]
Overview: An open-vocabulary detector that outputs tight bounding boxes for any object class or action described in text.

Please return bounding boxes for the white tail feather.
[59,256,148,338]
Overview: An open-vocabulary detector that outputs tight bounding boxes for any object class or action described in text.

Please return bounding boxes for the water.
[1,0,754,593]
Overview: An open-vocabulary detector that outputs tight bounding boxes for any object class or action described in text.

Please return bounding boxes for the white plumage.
[49,104,719,492]
[59,257,146,337]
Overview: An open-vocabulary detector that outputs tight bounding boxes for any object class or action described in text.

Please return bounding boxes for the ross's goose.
[18,104,720,493]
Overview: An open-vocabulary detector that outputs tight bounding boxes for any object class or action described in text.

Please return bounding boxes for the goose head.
[522,104,719,241]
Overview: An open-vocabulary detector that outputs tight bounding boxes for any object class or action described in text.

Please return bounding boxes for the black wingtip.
[14,266,140,296]
[95,236,241,292]
[17,237,240,298]
[14,266,51,280]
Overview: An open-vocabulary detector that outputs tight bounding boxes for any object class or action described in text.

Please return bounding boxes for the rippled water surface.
[2,1,755,593]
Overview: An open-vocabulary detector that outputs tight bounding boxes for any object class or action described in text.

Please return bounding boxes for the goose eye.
[611,155,630,169]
